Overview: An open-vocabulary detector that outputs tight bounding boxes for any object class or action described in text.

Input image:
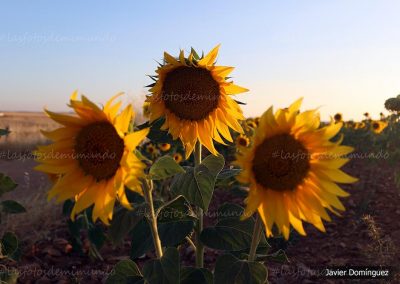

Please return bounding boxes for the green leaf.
[130,197,195,259]
[156,195,195,222]
[191,47,200,60]
[143,247,180,284]
[88,225,105,249]
[1,232,18,257]
[257,249,289,263]
[171,154,224,211]
[0,129,10,136]
[67,218,85,253]
[149,156,185,180]
[134,149,151,163]
[1,200,26,214]
[114,259,142,277]
[106,259,143,284]
[181,267,213,284]
[200,203,268,252]
[217,169,241,181]
[0,174,17,197]
[214,254,268,284]
[130,219,153,259]
[109,206,146,246]
[62,200,74,216]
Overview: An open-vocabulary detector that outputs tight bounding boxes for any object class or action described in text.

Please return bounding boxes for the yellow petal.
[124,128,149,150]
[198,44,220,66]
[222,83,249,95]
[45,109,84,127]
[115,104,134,133]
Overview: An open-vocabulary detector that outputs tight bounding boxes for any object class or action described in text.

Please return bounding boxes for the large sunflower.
[235,98,358,239]
[146,45,248,158]
[35,92,149,224]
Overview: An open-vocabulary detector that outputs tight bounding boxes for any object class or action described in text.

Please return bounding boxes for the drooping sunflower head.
[146,45,248,158]
[159,143,171,152]
[364,112,370,118]
[235,98,358,240]
[371,120,388,134]
[34,91,149,224]
[333,113,343,123]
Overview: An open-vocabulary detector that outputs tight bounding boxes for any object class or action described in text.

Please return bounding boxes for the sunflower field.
[1,45,399,284]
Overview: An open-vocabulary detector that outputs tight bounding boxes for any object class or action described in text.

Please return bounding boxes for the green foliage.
[0,174,17,197]
[256,249,289,263]
[200,203,268,252]
[106,260,143,284]
[171,154,224,211]
[143,247,180,284]
[214,254,268,284]
[109,204,147,246]
[0,174,23,263]
[130,196,195,259]
[149,156,185,180]
[180,267,213,284]
[62,200,106,259]
[0,232,18,259]
[107,248,181,284]
[1,200,26,214]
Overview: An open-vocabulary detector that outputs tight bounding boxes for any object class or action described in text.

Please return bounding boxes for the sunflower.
[236,134,250,148]
[371,120,388,134]
[146,143,159,158]
[333,113,343,123]
[146,45,248,158]
[172,153,183,163]
[235,98,358,239]
[355,122,366,129]
[34,92,149,224]
[246,118,258,129]
[159,143,171,152]
[363,112,370,119]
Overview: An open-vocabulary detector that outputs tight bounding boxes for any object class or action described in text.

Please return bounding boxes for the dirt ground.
[0,156,399,283]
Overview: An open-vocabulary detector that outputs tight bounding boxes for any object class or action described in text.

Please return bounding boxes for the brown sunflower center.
[372,122,380,129]
[252,134,310,191]
[162,66,220,121]
[74,121,124,181]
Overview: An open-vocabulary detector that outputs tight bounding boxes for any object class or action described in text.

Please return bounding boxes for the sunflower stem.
[248,214,263,262]
[143,179,163,259]
[194,141,204,268]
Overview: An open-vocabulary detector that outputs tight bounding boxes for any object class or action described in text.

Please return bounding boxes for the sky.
[1,0,399,121]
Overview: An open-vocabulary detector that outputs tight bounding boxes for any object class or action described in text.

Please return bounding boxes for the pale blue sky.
[1,0,399,121]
